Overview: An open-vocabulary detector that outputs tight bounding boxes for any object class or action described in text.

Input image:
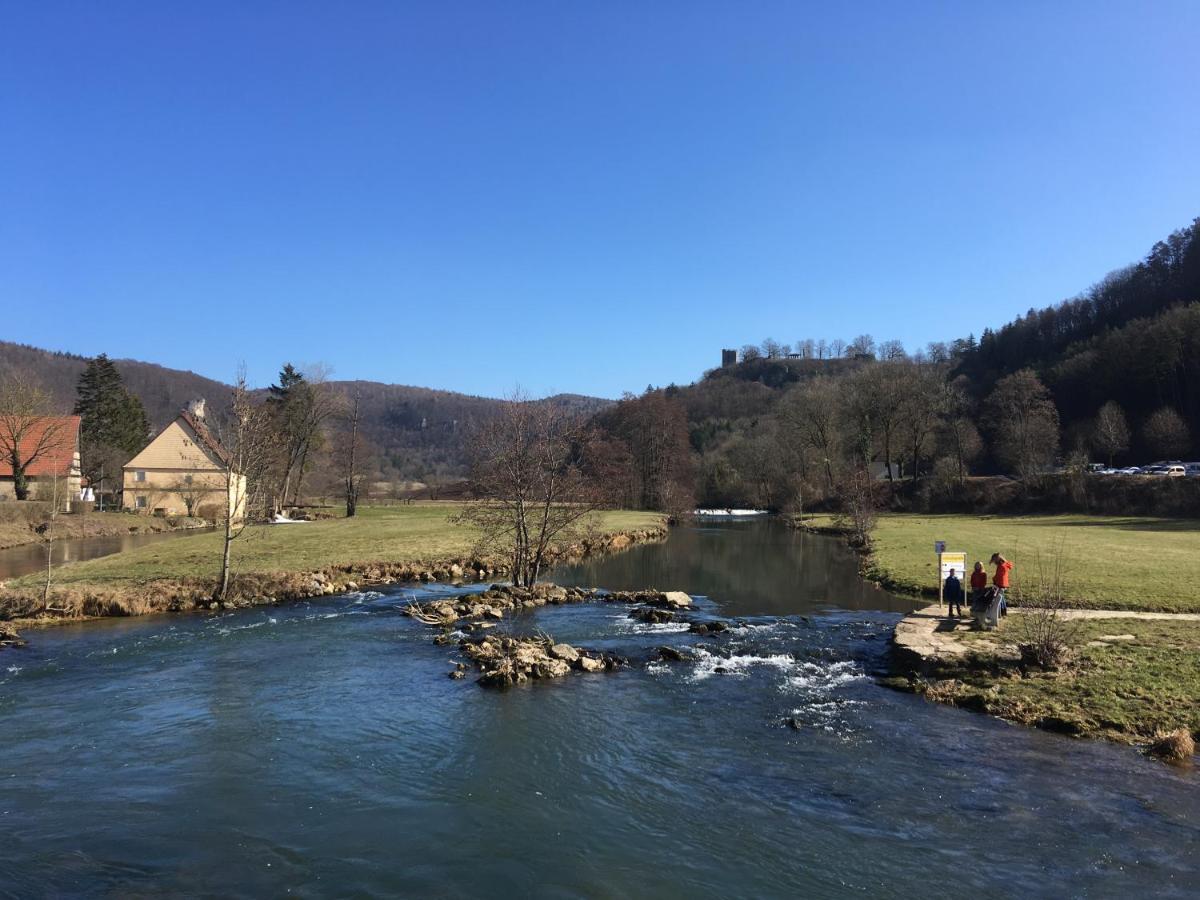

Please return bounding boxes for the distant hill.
[0,341,611,480]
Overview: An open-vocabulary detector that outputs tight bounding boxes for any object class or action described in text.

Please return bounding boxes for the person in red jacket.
[990,553,1013,616]
[969,561,988,605]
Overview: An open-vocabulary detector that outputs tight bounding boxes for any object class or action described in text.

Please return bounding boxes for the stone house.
[122,400,246,520]
[0,415,82,510]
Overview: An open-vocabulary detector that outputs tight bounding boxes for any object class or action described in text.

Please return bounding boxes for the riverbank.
[795,512,1200,613]
[0,504,666,628]
[888,604,1199,756]
[0,505,208,551]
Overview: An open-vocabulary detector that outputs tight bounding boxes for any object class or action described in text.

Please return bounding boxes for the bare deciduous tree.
[0,373,65,501]
[213,371,274,605]
[1142,406,1190,460]
[985,369,1061,482]
[37,448,70,614]
[897,363,950,480]
[457,392,607,587]
[848,334,876,358]
[779,377,843,491]
[1091,401,1130,466]
[338,389,364,517]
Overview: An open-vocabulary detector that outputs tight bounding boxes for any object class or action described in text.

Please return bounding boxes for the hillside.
[954,217,1200,459]
[591,215,1200,512]
[0,341,610,482]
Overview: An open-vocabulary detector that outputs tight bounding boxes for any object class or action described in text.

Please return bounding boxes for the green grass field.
[923,618,1200,743]
[810,512,1200,613]
[9,503,664,591]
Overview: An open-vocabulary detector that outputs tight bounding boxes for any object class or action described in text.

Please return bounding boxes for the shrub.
[1008,551,1080,670]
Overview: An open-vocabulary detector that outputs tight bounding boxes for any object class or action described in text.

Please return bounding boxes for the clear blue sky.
[3,2,1198,399]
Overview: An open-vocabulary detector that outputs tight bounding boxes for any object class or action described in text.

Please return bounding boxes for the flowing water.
[0,519,1196,898]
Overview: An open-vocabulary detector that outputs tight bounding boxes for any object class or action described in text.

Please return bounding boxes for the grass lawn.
[9,503,665,591]
[856,513,1200,613]
[922,618,1200,743]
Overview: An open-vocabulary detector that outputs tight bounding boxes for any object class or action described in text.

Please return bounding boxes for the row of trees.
[595,347,1195,516]
[737,335,973,365]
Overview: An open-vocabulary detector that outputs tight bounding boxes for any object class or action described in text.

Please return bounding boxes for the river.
[0,527,215,581]
[0,519,1196,897]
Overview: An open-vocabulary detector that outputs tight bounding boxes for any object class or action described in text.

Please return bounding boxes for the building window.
[184,474,193,484]
[135,495,148,509]
[135,470,147,483]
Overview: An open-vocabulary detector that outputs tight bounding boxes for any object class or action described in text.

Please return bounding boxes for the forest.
[590,217,1200,513]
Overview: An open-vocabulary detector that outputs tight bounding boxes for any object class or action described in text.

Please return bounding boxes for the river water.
[0,519,1196,897]
[0,527,214,581]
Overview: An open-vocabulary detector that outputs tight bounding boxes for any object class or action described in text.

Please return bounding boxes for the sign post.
[934,541,945,607]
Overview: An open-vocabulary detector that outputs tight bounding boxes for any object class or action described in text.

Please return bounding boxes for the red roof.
[0,415,80,477]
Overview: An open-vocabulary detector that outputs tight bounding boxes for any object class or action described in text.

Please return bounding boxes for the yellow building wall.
[122,418,246,520]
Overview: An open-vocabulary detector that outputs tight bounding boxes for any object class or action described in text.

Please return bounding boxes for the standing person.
[990,553,1013,616]
[970,561,988,606]
[943,568,965,618]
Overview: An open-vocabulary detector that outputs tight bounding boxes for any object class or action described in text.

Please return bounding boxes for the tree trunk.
[214,508,233,606]
[13,454,27,500]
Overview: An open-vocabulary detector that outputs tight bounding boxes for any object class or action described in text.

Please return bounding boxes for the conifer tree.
[73,354,150,489]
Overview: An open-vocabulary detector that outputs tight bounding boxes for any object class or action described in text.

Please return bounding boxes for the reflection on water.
[557,517,914,615]
[0,527,213,580]
[0,519,1196,897]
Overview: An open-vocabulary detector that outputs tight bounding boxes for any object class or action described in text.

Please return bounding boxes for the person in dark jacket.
[943,568,965,618]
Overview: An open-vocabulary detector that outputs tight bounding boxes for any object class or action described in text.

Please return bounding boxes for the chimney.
[187,398,206,420]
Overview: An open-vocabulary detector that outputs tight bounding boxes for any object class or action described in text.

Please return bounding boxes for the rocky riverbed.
[404,582,728,687]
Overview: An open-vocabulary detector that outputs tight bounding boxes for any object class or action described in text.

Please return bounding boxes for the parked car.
[1184,463,1200,477]
[1116,467,1143,475]
[1164,465,1187,477]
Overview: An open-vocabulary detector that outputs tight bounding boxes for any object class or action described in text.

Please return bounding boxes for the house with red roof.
[0,415,82,509]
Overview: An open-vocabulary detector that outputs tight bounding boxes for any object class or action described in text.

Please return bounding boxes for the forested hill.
[591,214,1200,513]
[955,218,1200,390]
[0,341,610,480]
[953,217,1200,449]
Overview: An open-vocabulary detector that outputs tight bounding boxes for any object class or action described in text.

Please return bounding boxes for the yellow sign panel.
[939,552,966,583]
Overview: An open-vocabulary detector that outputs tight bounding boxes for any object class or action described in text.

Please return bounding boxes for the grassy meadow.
[918,618,1200,744]
[7,503,665,593]
[807,512,1200,612]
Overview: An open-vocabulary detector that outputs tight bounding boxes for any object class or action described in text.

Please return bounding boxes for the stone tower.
[721,348,737,368]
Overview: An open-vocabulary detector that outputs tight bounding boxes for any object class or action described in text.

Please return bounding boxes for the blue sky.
[2,1,1198,398]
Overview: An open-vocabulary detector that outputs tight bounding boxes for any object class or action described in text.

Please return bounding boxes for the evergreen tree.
[73,354,150,488]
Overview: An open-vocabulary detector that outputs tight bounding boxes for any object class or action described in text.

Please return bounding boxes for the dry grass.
[1148,728,1195,762]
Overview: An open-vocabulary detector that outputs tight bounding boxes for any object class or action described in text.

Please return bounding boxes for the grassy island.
[1,503,666,623]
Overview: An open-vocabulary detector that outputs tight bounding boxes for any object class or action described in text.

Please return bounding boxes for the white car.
[1164,465,1186,477]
